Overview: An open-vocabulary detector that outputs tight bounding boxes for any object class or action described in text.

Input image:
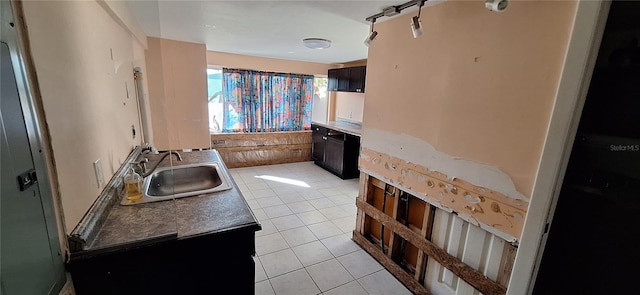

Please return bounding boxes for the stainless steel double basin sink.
[121,163,232,205]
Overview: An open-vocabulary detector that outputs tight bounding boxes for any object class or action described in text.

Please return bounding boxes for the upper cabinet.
[348,66,366,93]
[327,66,366,93]
[328,69,339,91]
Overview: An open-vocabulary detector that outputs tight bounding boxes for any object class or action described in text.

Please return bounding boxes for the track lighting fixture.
[411,0,424,38]
[365,0,501,44]
[383,6,401,17]
[364,21,378,47]
[366,0,425,23]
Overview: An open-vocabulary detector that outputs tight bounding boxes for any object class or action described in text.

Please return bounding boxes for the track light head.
[485,0,508,12]
[364,31,378,47]
[411,16,423,38]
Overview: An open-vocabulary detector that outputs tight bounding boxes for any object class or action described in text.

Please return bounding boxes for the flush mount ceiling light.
[302,38,331,49]
[364,21,378,47]
[411,0,425,38]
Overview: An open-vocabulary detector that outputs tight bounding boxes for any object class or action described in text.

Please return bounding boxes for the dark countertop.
[312,120,362,137]
[77,150,260,257]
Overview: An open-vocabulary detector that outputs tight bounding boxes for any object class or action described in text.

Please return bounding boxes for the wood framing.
[498,244,518,287]
[356,198,507,295]
[414,204,435,282]
[359,148,528,241]
[353,231,432,295]
[386,187,402,259]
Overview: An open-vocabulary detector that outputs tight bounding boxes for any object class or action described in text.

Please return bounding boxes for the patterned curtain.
[222,68,314,132]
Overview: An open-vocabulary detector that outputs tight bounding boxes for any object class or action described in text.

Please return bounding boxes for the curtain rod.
[365,0,425,23]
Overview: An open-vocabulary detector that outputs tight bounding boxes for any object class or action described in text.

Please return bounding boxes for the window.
[208,68,318,133]
[312,76,328,122]
[207,68,223,133]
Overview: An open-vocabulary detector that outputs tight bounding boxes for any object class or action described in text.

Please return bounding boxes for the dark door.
[324,137,344,175]
[348,66,366,93]
[1,42,65,294]
[327,69,339,91]
[337,68,350,91]
[312,132,326,163]
[342,134,361,178]
[533,3,640,294]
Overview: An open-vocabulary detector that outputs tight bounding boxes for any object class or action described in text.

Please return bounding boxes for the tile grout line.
[243,162,368,294]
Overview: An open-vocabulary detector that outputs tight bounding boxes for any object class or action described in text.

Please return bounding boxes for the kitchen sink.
[121,162,232,205]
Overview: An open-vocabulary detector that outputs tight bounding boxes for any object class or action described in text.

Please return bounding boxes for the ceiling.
[125,0,414,64]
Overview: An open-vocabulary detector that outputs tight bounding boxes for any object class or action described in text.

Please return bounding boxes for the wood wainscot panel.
[211,131,312,168]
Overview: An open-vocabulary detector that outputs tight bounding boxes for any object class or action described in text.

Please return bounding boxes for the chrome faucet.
[136,151,183,178]
[132,158,149,175]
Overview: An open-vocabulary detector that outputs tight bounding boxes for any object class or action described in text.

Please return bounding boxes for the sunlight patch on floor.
[255,175,311,188]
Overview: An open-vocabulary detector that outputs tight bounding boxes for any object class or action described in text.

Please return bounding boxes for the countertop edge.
[69,232,178,261]
[177,221,262,240]
[312,121,362,137]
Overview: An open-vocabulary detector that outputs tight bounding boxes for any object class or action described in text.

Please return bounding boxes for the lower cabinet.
[312,131,326,163]
[324,137,344,174]
[311,124,360,179]
[67,229,256,295]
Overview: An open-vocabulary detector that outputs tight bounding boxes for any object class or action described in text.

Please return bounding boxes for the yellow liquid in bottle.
[125,181,142,201]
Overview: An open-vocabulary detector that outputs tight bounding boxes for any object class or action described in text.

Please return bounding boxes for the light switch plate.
[93,159,104,188]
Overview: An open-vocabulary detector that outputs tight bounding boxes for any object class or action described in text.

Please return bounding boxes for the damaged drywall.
[363,129,529,201]
[360,129,530,241]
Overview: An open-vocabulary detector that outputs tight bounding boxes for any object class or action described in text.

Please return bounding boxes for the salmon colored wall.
[329,60,366,123]
[146,37,209,150]
[335,92,365,123]
[207,51,332,76]
[363,0,578,197]
[22,0,145,232]
[339,59,367,68]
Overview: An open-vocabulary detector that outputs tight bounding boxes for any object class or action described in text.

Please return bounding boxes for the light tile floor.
[229,161,413,295]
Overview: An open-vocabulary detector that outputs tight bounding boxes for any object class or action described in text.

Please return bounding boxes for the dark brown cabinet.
[337,68,351,91]
[326,66,366,93]
[324,137,345,174]
[348,66,366,93]
[327,69,339,91]
[312,125,327,162]
[311,124,360,179]
[67,229,257,294]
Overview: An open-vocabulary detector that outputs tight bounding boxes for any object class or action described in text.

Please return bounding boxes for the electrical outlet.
[93,159,104,188]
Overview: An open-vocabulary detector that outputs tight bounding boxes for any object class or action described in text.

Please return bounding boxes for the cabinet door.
[342,134,361,178]
[337,68,350,91]
[324,137,345,175]
[349,66,366,93]
[327,69,339,91]
[312,132,326,163]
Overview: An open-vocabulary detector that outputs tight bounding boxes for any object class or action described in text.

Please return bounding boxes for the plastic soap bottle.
[124,167,142,201]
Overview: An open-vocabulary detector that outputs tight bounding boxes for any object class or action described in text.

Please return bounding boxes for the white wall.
[334,92,364,123]
[22,0,146,232]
